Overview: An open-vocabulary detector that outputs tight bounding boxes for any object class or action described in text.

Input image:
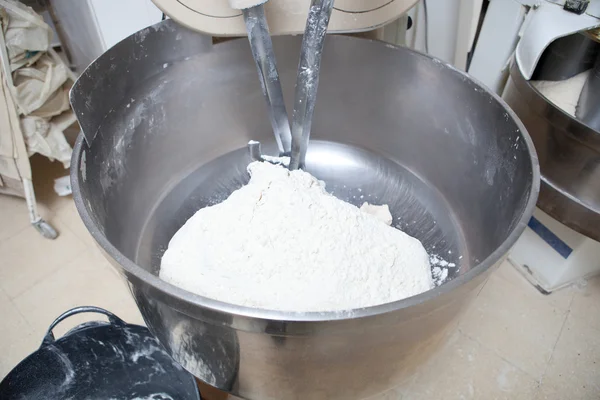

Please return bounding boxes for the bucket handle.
[42,306,126,347]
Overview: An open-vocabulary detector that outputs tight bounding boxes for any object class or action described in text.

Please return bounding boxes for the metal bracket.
[516,1,600,80]
[564,0,590,14]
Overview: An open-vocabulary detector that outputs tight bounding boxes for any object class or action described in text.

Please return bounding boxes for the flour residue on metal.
[484,142,500,186]
[99,81,168,193]
[79,150,87,182]
[128,339,165,363]
[243,5,292,154]
[430,254,457,286]
[289,0,334,169]
[48,345,76,390]
[169,322,221,386]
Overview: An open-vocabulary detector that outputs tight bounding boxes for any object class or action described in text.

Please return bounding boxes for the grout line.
[0,194,64,247]
[491,262,576,314]
[0,224,30,246]
[8,241,89,301]
[401,327,462,396]
[458,328,541,383]
[538,309,570,388]
[8,294,38,337]
[565,288,576,311]
[0,287,41,358]
[49,202,92,250]
[55,222,89,250]
[565,310,600,334]
[475,275,491,297]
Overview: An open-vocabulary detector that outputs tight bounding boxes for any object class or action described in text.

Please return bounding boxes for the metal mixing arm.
[289,0,334,170]
[230,0,335,167]
[232,0,293,156]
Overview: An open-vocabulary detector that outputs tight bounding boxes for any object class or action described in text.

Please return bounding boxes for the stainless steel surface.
[289,0,334,170]
[247,140,263,161]
[243,5,292,155]
[504,61,600,241]
[576,52,600,131]
[70,20,539,400]
[531,33,600,81]
[69,21,213,145]
[515,1,600,80]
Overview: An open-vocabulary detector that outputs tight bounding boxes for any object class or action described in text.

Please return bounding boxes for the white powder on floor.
[160,161,434,312]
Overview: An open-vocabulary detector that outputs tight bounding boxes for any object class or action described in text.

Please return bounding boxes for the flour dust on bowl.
[69,20,539,400]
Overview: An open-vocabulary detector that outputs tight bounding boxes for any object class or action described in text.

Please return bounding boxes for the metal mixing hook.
[243,5,293,156]
[289,0,335,170]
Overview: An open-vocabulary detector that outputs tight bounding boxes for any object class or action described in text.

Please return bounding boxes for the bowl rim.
[70,35,540,325]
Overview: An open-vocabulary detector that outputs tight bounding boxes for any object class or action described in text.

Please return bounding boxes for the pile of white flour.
[532,70,590,117]
[160,161,434,312]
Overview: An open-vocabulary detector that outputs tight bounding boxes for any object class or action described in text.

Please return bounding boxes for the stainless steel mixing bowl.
[504,61,600,242]
[70,20,539,400]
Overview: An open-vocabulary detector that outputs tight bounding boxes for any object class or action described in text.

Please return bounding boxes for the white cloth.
[0,62,31,182]
[0,0,73,187]
[20,112,74,168]
[0,0,51,71]
[12,54,69,116]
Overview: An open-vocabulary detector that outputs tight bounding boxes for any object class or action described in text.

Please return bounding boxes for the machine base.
[508,208,600,293]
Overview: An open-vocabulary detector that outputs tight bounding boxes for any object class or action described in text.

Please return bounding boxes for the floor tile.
[0,291,37,380]
[500,260,575,311]
[88,243,146,326]
[53,198,97,248]
[535,314,600,399]
[113,292,146,327]
[570,275,600,332]
[459,270,568,380]
[85,247,145,326]
[0,219,87,299]
[404,331,539,400]
[12,249,140,338]
[0,195,50,243]
[0,288,31,346]
[368,387,404,399]
[0,332,40,380]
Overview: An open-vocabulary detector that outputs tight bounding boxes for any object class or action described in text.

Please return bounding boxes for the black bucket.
[0,306,201,400]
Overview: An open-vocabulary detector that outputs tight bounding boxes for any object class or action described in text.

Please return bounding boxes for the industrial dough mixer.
[68,1,540,399]
[467,0,600,292]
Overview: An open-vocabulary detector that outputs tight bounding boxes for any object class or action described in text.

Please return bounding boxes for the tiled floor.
[1,157,600,399]
[0,157,144,379]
